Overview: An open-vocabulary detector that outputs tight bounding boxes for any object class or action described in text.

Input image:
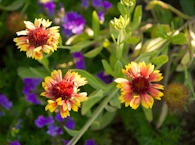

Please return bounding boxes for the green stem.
[57,46,72,49]
[156,56,172,128]
[68,88,118,145]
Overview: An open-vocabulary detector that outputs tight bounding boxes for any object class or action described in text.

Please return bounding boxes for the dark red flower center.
[28,28,48,47]
[52,81,74,100]
[132,77,149,94]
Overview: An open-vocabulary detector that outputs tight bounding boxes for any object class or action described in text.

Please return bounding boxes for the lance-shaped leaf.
[92,11,100,40]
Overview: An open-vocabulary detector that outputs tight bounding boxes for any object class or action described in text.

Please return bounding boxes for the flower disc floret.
[41,70,88,118]
[13,18,60,60]
[115,62,164,109]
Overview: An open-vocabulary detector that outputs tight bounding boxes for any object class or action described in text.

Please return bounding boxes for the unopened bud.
[111,15,129,30]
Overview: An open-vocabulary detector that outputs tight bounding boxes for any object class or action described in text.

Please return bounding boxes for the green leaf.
[70,40,94,53]
[17,67,49,79]
[184,68,195,97]
[135,51,159,62]
[38,57,49,71]
[84,46,103,58]
[91,111,116,130]
[171,33,187,45]
[64,127,80,137]
[109,93,121,109]
[71,69,106,90]
[66,33,90,45]
[82,90,104,115]
[151,55,169,66]
[125,35,140,44]
[92,11,100,40]
[102,59,115,76]
[117,2,127,16]
[142,107,153,122]
[114,60,123,77]
[0,0,25,11]
[130,5,142,31]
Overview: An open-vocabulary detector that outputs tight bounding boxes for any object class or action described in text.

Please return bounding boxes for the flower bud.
[164,83,189,112]
[121,0,135,7]
[111,15,129,30]
[6,12,26,34]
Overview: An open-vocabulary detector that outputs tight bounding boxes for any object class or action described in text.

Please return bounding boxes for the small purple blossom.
[96,71,113,84]
[98,11,105,23]
[55,113,64,122]
[81,0,89,9]
[73,52,85,70]
[47,124,62,136]
[0,94,12,110]
[92,0,103,8]
[22,78,41,104]
[62,12,86,37]
[85,139,95,145]
[35,115,54,128]
[43,1,56,15]
[26,93,40,104]
[9,140,21,145]
[65,117,75,130]
[64,140,69,145]
[103,1,112,9]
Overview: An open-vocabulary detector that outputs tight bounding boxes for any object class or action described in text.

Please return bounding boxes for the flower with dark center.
[41,70,88,118]
[13,18,60,60]
[115,62,164,109]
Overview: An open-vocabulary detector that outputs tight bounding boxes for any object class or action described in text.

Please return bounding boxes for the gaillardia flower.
[115,62,164,109]
[13,18,60,60]
[41,70,88,118]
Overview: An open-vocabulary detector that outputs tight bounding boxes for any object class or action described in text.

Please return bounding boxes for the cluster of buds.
[121,0,135,7]
[110,15,129,30]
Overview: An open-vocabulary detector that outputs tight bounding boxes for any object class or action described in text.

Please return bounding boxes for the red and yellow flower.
[13,18,60,60]
[115,62,164,109]
[41,70,88,118]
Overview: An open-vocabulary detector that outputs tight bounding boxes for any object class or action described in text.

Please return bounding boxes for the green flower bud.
[164,83,189,112]
[121,0,135,7]
[111,15,129,30]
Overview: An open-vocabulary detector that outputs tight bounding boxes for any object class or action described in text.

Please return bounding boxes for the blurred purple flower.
[0,94,12,110]
[9,140,21,145]
[85,139,95,145]
[47,124,62,136]
[26,93,40,104]
[92,0,103,8]
[96,71,113,84]
[55,113,64,122]
[0,111,4,116]
[73,52,85,69]
[22,78,41,96]
[98,11,105,22]
[22,78,41,104]
[35,115,54,128]
[103,1,112,9]
[62,12,86,37]
[43,1,56,15]
[65,117,75,130]
[64,140,69,145]
[81,0,89,9]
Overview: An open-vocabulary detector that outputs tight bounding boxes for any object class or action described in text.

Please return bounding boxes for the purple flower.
[0,94,12,110]
[26,93,40,104]
[47,124,62,136]
[96,71,113,84]
[22,78,41,104]
[62,12,86,37]
[85,139,95,145]
[22,78,41,96]
[64,140,69,145]
[103,1,112,9]
[35,115,54,128]
[55,113,64,122]
[65,117,75,130]
[9,140,21,145]
[73,52,85,69]
[98,11,105,23]
[92,0,103,8]
[81,0,89,9]
[43,1,56,15]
